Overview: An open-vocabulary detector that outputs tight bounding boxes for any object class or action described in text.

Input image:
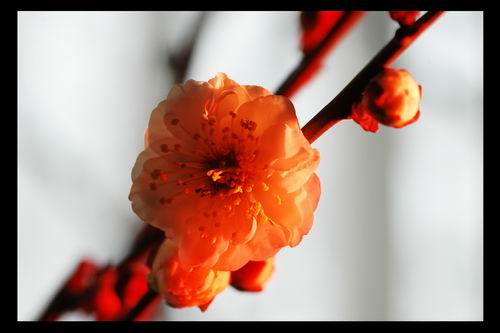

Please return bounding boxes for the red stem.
[301,11,444,143]
[119,289,160,321]
[276,11,365,97]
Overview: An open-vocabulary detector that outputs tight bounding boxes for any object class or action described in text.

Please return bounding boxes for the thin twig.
[301,11,444,143]
[120,289,159,321]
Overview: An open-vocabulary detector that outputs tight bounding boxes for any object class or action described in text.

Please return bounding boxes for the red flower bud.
[352,68,422,131]
[65,259,99,295]
[231,257,274,292]
[123,263,150,309]
[93,287,122,321]
[389,11,420,26]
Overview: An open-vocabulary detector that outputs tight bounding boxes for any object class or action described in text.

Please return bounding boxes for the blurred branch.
[168,12,208,83]
[276,11,365,97]
[301,11,444,143]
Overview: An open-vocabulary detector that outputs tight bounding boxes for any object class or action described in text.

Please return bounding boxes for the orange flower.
[130,73,321,272]
[231,257,274,292]
[151,239,230,310]
[352,68,421,132]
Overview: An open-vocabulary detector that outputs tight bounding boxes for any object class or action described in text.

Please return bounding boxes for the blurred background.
[18,11,483,321]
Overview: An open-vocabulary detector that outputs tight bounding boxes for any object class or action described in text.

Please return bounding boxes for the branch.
[301,11,444,143]
[276,11,365,97]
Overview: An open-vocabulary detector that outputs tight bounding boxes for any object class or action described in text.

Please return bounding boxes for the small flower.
[230,257,274,292]
[130,73,321,272]
[389,11,420,27]
[351,68,421,131]
[89,263,159,321]
[151,239,230,310]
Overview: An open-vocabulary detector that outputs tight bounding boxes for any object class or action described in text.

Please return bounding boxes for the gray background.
[18,11,483,320]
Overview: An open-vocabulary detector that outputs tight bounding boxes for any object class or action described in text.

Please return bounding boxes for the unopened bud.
[65,259,99,295]
[353,68,421,130]
[389,11,420,26]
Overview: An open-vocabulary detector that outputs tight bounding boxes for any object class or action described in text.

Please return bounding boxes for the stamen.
[274,194,282,205]
[162,143,208,161]
[261,182,270,191]
[177,122,216,158]
[206,169,224,182]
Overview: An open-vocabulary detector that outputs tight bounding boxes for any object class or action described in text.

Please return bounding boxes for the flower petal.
[235,95,299,137]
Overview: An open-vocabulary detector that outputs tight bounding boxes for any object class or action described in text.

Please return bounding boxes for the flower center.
[199,152,249,197]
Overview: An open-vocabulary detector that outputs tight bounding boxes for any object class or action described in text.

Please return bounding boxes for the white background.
[18,11,483,321]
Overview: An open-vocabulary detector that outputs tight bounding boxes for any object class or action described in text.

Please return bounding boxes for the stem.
[301,11,444,143]
[276,11,365,97]
[120,289,159,321]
